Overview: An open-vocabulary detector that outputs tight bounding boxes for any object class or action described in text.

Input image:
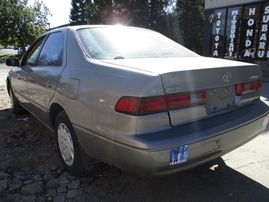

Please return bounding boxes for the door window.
[37,32,64,66]
[25,39,44,66]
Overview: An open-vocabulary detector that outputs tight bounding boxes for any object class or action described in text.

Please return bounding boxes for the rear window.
[76,27,198,60]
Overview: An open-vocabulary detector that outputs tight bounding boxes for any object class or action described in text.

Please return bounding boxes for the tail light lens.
[166,91,206,110]
[115,91,206,115]
[235,79,262,95]
[115,96,167,115]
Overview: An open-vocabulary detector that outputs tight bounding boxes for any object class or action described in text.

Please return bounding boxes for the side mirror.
[6,58,20,66]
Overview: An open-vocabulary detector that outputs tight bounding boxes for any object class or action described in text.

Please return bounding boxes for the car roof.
[44,25,154,35]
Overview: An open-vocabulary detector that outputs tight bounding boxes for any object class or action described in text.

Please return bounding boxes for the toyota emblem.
[223,72,232,82]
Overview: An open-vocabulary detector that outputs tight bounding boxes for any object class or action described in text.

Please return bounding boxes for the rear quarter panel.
[58,60,166,136]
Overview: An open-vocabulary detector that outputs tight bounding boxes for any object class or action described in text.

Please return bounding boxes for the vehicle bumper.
[113,100,269,176]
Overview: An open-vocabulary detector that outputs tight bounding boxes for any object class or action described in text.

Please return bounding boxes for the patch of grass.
[0,54,21,62]
[0,54,13,63]
[0,54,13,60]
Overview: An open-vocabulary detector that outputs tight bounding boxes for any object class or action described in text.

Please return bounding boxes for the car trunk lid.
[102,57,261,126]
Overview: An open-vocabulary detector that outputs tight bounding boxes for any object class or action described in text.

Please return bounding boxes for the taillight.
[115,91,206,115]
[166,91,206,110]
[115,96,167,115]
[235,79,262,95]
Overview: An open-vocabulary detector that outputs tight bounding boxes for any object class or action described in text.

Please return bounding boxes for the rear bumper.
[113,100,269,176]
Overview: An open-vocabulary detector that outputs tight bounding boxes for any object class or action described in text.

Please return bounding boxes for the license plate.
[169,145,188,166]
[206,86,235,113]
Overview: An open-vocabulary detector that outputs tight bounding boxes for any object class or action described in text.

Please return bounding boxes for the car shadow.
[89,158,269,201]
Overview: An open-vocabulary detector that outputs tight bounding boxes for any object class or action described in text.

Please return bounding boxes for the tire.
[55,111,94,177]
[9,86,26,115]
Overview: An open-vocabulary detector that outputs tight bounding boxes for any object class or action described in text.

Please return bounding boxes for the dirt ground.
[0,85,62,176]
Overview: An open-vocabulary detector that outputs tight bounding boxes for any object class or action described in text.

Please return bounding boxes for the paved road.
[0,63,12,85]
[0,48,17,56]
[0,63,269,201]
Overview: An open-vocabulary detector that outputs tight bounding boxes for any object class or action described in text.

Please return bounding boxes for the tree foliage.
[0,0,50,52]
[70,0,205,52]
[70,0,88,25]
[85,1,112,24]
[176,0,205,52]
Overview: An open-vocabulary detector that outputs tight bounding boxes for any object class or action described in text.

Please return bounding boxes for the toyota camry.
[5,25,269,176]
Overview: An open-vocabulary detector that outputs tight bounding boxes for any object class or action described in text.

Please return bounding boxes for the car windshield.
[76,27,199,60]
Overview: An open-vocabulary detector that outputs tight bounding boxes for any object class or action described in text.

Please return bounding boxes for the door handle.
[46,81,54,89]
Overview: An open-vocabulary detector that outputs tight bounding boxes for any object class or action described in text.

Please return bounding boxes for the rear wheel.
[9,86,26,115]
[55,111,94,177]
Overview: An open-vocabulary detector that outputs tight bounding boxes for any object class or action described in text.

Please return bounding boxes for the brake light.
[115,96,167,115]
[115,91,206,115]
[235,79,262,95]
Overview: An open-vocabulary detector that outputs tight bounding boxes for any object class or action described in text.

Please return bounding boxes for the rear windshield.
[76,27,199,60]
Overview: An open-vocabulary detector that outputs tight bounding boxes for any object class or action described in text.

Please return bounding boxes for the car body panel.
[101,56,258,74]
[10,66,29,105]
[27,66,65,124]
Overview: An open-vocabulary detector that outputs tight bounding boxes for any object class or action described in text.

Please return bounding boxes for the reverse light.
[166,91,206,110]
[235,79,262,95]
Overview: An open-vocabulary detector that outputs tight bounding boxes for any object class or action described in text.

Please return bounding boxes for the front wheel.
[55,111,94,177]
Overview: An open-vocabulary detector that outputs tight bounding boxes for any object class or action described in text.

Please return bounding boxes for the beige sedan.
[4,25,269,176]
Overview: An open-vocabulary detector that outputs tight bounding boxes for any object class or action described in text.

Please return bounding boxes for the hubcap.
[57,123,74,166]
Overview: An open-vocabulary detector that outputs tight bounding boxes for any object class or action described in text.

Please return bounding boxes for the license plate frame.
[206,86,235,114]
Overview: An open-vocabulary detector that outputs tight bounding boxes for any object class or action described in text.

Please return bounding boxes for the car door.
[22,31,66,125]
[11,37,45,109]
[10,66,28,106]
